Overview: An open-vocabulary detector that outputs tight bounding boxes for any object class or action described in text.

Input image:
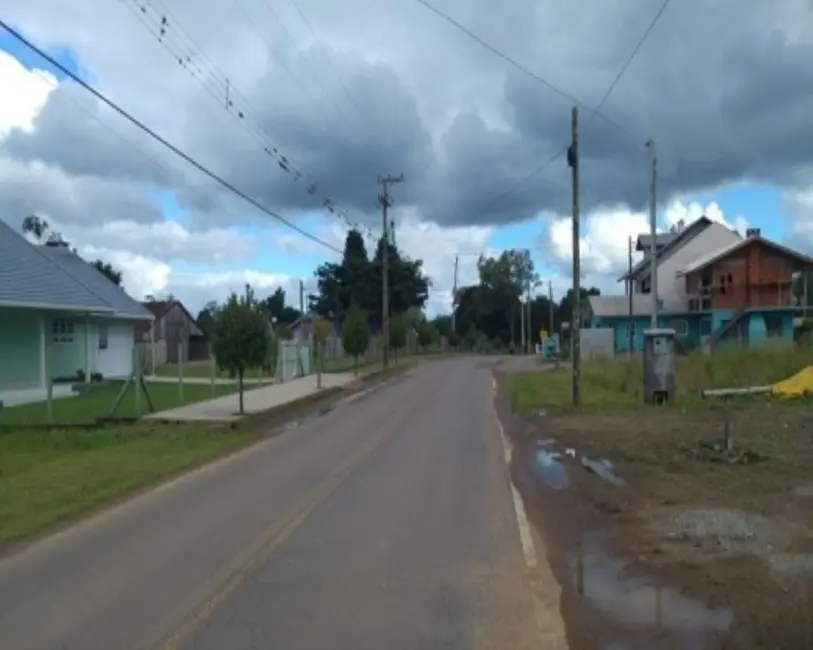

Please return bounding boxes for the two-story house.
[586,218,813,353]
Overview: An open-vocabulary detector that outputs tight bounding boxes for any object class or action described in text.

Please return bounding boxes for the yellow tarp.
[771,366,813,399]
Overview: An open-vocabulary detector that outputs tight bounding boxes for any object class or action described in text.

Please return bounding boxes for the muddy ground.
[495,364,813,650]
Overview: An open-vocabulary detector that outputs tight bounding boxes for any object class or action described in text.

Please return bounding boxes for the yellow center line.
[153,399,416,650]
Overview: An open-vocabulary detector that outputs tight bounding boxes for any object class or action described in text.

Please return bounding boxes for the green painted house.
[0,219,154,403]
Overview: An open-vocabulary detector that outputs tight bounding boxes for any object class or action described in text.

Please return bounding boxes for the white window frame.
[666,319,689,336]
[52,318,75,343]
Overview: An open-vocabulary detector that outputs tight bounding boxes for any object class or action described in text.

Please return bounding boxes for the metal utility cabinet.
[642,328,676,404]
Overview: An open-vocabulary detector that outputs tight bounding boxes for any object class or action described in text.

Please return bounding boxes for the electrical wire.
[124,0,378,243]
[413,0,640,148]
[0,19,343,254]
[283,0,362,116]
[451,0,674,219]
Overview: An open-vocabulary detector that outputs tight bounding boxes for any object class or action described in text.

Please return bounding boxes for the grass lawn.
[154,359,269,380]
[0,381,240,426]
[0,424,255,545]
[506,343,813,411]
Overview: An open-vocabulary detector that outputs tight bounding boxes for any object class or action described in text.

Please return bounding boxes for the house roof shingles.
[39,245,153,319]
[0,220,152,318]
[676,235,813,277]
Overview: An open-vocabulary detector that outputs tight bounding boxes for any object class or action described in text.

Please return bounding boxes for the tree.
[448,330,460,349]
[417,322,436,350]
[341,303,371,375]
[91,260,123,286]
[22,214,51,241]
[260,287,301,326]
[312,315,332,388]
[477,249,536,349]
[212,286,272,413]
[388,313,407,362]
[196,301,219,339]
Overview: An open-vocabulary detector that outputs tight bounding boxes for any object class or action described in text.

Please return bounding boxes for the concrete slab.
[143,373,355,423]
[145,375,270,387]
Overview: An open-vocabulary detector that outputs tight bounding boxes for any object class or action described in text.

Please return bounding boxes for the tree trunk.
[354,354,359,376]
[508,306,517,348]
[238,369,245,413]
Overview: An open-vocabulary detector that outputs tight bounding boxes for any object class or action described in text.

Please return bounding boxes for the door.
[96,322,135,378]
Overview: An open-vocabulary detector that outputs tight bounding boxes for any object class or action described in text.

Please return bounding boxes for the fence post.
[210,354,216,398]
[44,338,53,425]
[133,345,142,418]
[178,341,184,405]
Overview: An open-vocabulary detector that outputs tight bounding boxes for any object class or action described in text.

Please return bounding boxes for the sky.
[0,0,811,317]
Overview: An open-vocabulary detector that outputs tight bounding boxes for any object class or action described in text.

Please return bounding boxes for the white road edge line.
[497,418,538,568]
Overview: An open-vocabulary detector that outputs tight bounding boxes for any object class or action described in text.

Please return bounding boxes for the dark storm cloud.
[1,0,811,233]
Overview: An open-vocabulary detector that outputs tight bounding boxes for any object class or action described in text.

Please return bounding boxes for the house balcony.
[686,282,796,312]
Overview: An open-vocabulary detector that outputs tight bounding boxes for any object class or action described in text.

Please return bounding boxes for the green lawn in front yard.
[154,360,272,380]
[0,381,240,425]
[0,424,255,544]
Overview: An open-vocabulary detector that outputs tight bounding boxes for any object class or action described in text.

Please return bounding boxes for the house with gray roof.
[0,219,153,401]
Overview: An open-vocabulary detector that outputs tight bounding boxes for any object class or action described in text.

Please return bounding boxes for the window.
[52,319,74,343]
[625,322,636,337]
[719,275,727,295]
[666,319,688,336]
[98,323,109,350]
[700,319,712,336]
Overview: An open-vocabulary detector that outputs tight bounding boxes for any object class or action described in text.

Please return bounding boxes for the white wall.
[636,223,741,311]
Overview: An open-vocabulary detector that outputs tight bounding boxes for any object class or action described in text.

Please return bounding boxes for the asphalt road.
[0,358,543,650]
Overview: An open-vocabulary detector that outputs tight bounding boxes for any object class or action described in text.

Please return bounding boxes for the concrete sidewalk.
[145,375,269,386]
[143,373,356,423]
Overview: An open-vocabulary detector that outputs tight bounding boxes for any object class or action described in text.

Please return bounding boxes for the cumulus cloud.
[0,0,810,313]
[542,199,748,288]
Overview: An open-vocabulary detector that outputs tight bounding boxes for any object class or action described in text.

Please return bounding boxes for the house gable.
[620,216,714,282]
[0,220,115,313]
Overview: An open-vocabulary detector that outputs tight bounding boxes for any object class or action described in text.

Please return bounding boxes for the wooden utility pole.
[628,235,634,354]
[519,290,526,355]
[567,107,581,406]
[378,173,404,368]
[299,278,305,314]
[646,139,658,328]
[451,255,459,333]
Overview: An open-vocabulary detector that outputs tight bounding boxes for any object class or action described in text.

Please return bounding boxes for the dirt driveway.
[495,368,813,650]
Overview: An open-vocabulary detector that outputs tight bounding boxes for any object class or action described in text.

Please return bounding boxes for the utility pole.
[646,139,658,329]
[520,291,526,355]
[451,255,459,333]
[378,173,404,368]
[628,236,634,355]
[299,278,305,314]
[567,106,581,406]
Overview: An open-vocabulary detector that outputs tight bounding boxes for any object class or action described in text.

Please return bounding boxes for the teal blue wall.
[589,308,797,353]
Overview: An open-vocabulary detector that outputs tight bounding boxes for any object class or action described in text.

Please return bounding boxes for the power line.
[283,0,362,116]
[124,0,377,243]
[457,0,674,218]
[0,19,342,254]
[413,0,639,148]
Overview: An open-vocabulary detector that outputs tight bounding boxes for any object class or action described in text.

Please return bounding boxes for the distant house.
[0,220,153,401]
[137,299,208,363]
[587,220,813,353]
[618,216,742,312]
[289,312,340,343]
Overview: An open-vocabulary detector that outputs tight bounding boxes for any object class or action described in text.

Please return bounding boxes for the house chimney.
[745,228,761,238]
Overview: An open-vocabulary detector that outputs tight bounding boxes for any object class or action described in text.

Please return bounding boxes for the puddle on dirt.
[581,457,627,487]
[532,449,570,490]
[280,405,333,431]
[568,533,733,648]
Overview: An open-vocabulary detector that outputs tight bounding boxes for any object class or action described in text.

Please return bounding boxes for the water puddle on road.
[568,533,733,649]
